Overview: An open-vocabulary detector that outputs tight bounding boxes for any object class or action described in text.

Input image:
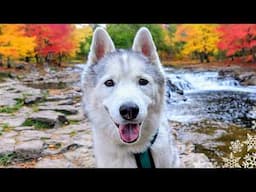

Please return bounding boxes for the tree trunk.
[58,53,62,67]
[0,55,3,67]
[39,56,43,65]
[25,56,30,63]
[242,48,246,58]
[204,52,210,63]
[199,52,204,63]
[252,47,256,63]
[35,54,39,64]
[45,55,49,64]
[194,51,199,61]
[7,57,11,68]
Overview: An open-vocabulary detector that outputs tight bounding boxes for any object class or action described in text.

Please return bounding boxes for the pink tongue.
[119,124,140,143]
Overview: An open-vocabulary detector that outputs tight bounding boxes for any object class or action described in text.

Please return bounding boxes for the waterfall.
[165,70,245,92]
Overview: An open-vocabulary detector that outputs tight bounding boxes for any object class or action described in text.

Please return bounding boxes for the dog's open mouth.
[115,123,141,143]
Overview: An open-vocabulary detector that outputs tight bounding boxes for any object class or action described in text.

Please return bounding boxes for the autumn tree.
[25,24,84,66]
[163,24,180,59]
[75,25,93,60]
[0,24,35,67]
[175,24,220,63]
[158,24,175,58]
[218,24,256,63]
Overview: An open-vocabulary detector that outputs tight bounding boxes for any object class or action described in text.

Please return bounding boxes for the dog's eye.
[139,78,149,86]
[104,80,115,87]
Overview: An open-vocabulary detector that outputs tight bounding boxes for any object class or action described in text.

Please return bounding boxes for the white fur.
[82,27,180,168]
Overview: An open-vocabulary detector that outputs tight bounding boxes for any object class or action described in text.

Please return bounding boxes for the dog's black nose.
[119,102,139,120]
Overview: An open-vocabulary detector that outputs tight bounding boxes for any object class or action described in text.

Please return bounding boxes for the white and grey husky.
[81,27,180,168]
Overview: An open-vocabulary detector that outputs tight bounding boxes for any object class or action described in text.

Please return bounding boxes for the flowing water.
[165,68,256,166]
[166,68,256,124]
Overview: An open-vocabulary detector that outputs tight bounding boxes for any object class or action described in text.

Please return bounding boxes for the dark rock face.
[219,69,256,86]
[166,78,184,95]
[165,77,187,103]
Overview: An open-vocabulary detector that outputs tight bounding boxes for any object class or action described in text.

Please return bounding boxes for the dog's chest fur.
[92,125,178,168]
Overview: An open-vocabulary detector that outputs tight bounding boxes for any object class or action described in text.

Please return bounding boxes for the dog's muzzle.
[104,104,142,144]
[119,102,139,120]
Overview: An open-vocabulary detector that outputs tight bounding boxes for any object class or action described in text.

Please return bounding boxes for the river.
[165,67,256,166]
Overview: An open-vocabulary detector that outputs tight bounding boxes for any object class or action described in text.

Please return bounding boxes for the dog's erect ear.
[88,27,115,64]
[132,27,159,63]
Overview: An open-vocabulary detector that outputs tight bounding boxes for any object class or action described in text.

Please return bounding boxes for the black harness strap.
[134,131,158,168]
[134,153,142,168]
[148,148,155,168]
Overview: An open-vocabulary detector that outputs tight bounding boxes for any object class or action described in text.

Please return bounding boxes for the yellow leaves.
[174,24,194,42]
[74,24,93,42]
[175,24,220,56]
[11,36,36,57]
[69,25,93,57]
[0,24,36,59]
[162,28,172,47]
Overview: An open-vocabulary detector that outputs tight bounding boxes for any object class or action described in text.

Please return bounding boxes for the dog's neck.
[133,130,158,168]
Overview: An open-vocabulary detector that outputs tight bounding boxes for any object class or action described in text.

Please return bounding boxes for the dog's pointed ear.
[88,27,115,64]
[132,27,159,63]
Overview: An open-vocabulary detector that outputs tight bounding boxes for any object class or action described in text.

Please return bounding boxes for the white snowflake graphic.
[252,120,256,130]
[221,132,256,168]
[222,153,241,168]
[243,134,256,152]
[242,153,256,168]
[229,140,244,153]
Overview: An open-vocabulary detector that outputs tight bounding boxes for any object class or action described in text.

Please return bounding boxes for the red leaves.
[217,24,256,57]
[25,24,76,57]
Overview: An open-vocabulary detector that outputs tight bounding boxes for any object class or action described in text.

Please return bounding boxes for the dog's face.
[82,27,165,146]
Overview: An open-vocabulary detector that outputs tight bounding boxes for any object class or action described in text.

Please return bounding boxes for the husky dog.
[81,27,180,168]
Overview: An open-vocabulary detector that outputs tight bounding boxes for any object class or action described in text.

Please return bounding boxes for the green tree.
[106,24,174,59]
[77,35,92,59]
[75,25,93,60]
[107,24,137,48]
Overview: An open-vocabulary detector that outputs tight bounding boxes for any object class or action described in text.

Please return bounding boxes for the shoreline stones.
[0,68,216,168]
[219,69,256,86]
[25,110,69,128]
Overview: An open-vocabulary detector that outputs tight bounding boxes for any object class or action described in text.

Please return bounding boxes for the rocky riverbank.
[0,69,214,168]
[218,69,256,86]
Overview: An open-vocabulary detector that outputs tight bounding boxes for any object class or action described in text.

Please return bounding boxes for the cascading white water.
[166,70,256,93]
[165,69,256,124]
